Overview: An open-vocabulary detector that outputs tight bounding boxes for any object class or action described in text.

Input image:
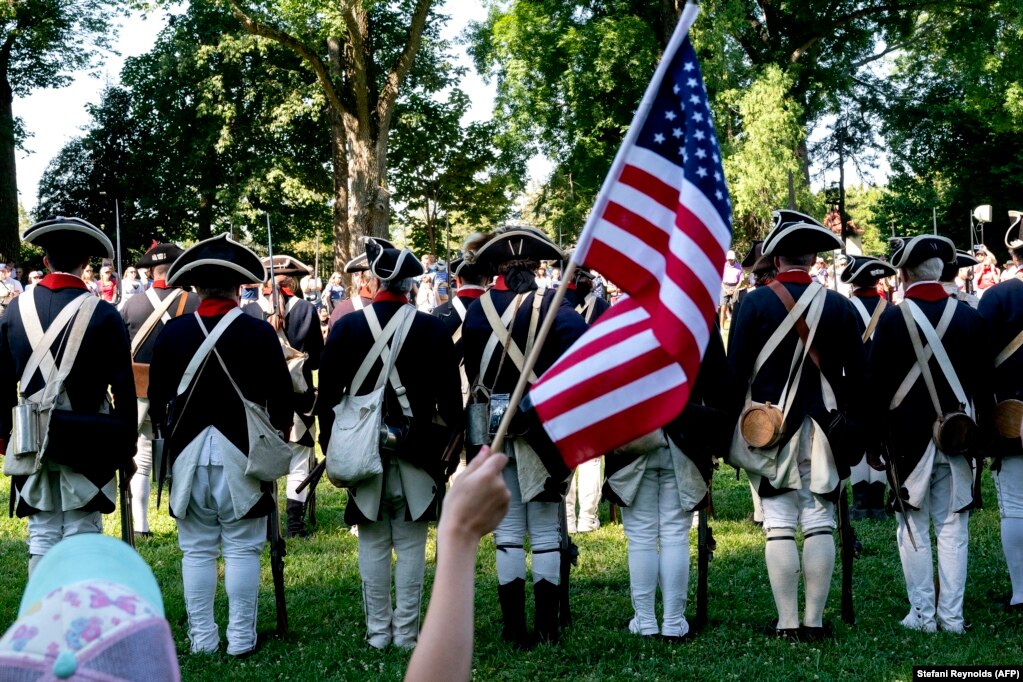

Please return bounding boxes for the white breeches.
[285,443,314,503]
[566,457,603,532]
[494,461,562,586]
[896,456,970,632]
[176,464,266,655]
[357,493,428,649]
[620,447,693,637]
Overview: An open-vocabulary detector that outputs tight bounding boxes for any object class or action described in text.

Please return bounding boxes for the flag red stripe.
[618,164,681,212]
[533,342,683,419]
[556,386,692,468]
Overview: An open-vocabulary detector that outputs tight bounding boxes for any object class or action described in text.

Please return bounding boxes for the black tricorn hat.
[889,235,956,269]
[452,232,491,279]
[762,210,842,258]
[167,234,265,288]
[23,217,114,259]
[471,226,564,270]
[366,241,424,281]
[1006,210,1022,250]
[262,255,311,278]
[839,255,897,288]
[740,240,775,274]
[137,242,185,269]
[940,250,980,282]
[344,236,397,274]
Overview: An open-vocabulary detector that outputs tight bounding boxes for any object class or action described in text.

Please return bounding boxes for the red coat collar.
[197,298,238,317]
[774,270,813,285]
[373,290,409,304]
[456,286,485,300]
[493,275,510,291]
[152,279,171,290]
[852,288,880,299]
[39,274,87,291]
[904,282,948,302]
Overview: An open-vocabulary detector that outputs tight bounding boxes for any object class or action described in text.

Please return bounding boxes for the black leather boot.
[868,482,889,519]
[286,499,309,538]
[498,578,532,648]
[850,483,869,521]
[533,579,560,645]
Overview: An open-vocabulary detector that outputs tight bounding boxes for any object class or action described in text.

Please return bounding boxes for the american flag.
[529,4,732,467]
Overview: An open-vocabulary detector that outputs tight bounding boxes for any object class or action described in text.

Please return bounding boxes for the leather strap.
[768,280,821,369]
[995,327,1023,368]
[19,289,94,390]
[131,289,182,358]
[176,308,243,397]
[480,292,539,385]
[861,298,887,343]
[890,300,956,408]
[898,299,967,416]
[361,305,415,416]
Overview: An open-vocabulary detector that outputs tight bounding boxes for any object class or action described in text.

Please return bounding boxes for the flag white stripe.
[680,178,731,248]
[667,227,721,294]
[604,182,677,236]
[554,299,648,348]
[626,148,730,247]
[659,276,712,348]
[542,364,688,441]
[530,329,662,405]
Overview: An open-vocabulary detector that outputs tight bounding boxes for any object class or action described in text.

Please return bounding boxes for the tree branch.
[227,0,347,118]
[375,0,432,149]
[340,1,371,134]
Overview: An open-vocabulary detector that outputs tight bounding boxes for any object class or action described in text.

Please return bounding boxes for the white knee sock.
[765,528,800,629]
[496,545,527,584]
[224,554,261,655]
[1001,518,1023,605]
[130,473,150,533]
[802,531,835,628]
[659,542,690,637]
[627,544,659,635]
[181,559,220,653]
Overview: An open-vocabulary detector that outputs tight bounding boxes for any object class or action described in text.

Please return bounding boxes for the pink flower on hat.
[10,625,38,652]
[65,617,102,650]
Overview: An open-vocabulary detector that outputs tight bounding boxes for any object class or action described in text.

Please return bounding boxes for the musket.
[884,430,918,551]
[557,497,577,627]
[297,458,326,494]
[837,483,855,624]
[268,482,288,634]
[693,486,716,631]
[119,465,135,549]
[266,215,285,331]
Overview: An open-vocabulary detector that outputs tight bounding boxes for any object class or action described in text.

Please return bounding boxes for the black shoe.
[660,632,692,644]
[761,619,800,640]
[533,579,561,645]
[799,623,832,642]
[230,633,269,660]
[285,500,309,538]
[498,579,533,649]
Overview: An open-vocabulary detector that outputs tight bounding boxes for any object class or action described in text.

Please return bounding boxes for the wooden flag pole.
[490,259,580,453]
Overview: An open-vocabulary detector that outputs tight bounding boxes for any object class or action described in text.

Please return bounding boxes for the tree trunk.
[346,122,390,241]
[330,108,351,276]
[0,72,20,263]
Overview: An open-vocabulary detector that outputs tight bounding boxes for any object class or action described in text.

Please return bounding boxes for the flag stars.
[681,150,688,163]
[712,153,720,164]
[653,132,665,144]
[689,95,702,107]
[686,77,698,89]
[683,61,695,72]
[695,148,707,159]
[696,167,708,178]
[715,189,724,200]
[691,111,704,123]
[665,110,676,121]
[672,128,683,138]
[673,83,680,94]
[714,170,722,182]
[694,129,706,141]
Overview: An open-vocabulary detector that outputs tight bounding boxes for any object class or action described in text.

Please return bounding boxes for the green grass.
[1,465,1021,681]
